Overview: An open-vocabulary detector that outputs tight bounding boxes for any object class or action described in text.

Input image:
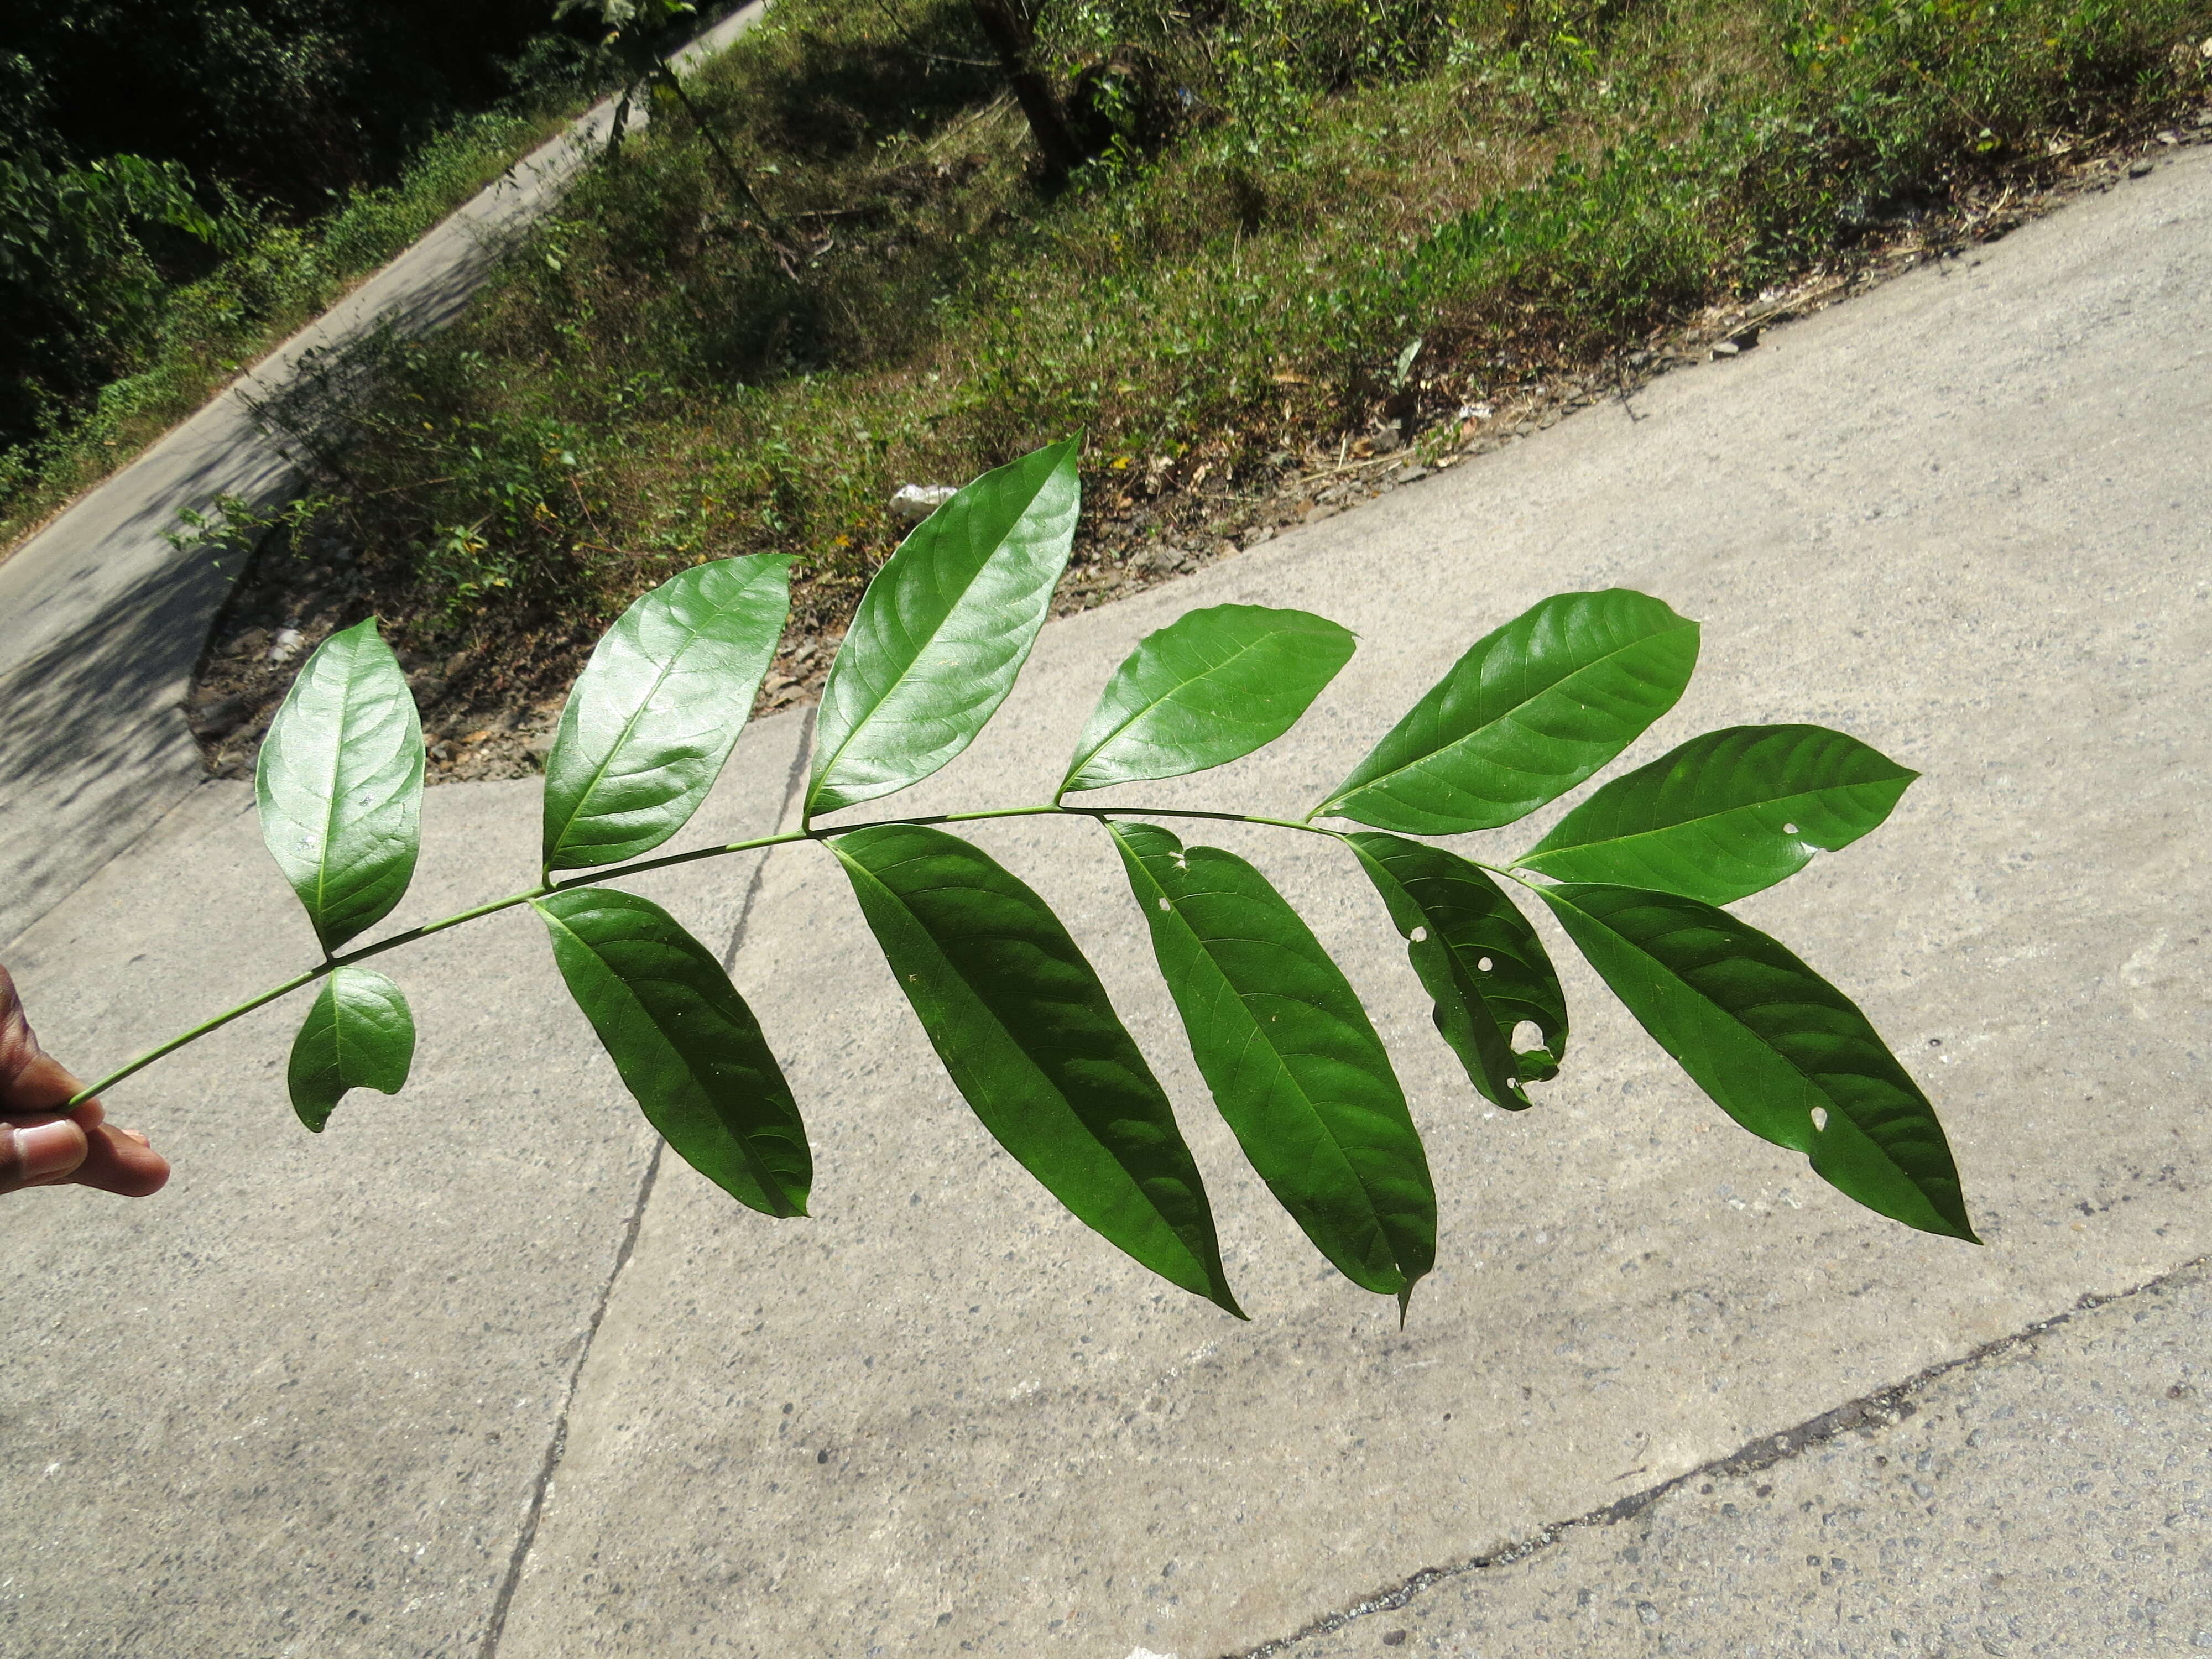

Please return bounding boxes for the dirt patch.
[185,129,2206,786]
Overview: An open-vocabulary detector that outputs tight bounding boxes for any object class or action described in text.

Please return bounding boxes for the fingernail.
[17,1121,83,1178]
[118,1128,150,1149]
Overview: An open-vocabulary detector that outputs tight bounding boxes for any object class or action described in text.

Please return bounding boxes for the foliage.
[273,0,2209,664]
[81,440,1978,1318]
[0,3,608,536]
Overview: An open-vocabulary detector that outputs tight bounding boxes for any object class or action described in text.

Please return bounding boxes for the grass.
[0,98,591,556]
[232,0,2212,666]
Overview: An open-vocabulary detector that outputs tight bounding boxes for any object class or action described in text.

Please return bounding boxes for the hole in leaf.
[1410,925,1428,943]
[1811,1105,1829,1131]
[1782,822,1799,836]
[1477,956,1494,972]
[1505,1076,1519,1089]
[1157,896,1171,911]
[1510,1020,1545,1053]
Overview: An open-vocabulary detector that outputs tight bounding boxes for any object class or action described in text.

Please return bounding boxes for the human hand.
[0,963,169,1197]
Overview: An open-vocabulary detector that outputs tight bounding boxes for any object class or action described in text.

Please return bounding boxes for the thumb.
[0,1117,90,1195]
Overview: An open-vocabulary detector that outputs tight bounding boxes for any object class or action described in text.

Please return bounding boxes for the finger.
[70,1120,170,1198]
[0,1117,90,1196]
[5,1049,86,1116]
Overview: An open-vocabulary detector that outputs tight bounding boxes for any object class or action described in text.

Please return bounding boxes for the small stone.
[2128,156,2155,178]
[1381,1631,1409,1648]
[1243,526,1276,550]
[267,627,305,664]
[1394,465,1429,486]
[1636,1601,1661,1626]
[1303,503,1342,525]
[889,483,957,526]
[1711,340,1741,358]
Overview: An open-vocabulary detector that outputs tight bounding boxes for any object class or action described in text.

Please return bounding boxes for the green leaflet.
[536,888,811,1217]
[807,439,1080,818]
[1316,589,1699,834]
[1516,724,1917,904]
[1060,605,1356,796]
[1111,822,1436,1305]
[286,967,415,1132]
[543,555,792,872]
[1347,832,1566,1112]
[1537,881,1975,1241]
[256,618,424,952]
[832,822,1241,1314]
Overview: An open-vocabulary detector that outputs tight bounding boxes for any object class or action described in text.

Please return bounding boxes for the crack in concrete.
[478,712,815,1657]
[1227,1254,2210,1658]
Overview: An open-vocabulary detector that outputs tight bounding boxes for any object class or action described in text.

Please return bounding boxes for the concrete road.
[0,1,768,951]
[1,145,2205,1659]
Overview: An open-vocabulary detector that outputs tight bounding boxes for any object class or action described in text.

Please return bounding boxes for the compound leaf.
[1515,724,1916,904]
[808,439,1080,817]
[1316,589,1699,834]
[286,967,415,1132]
[544,554,792,872]
[1537,881,1975,1241]
[1061,605,1356,795]
[537,888,810,1217]
[257,618,424,952]
[1347,832,1566,1112]
[832,822,1240,1314]
[1111,822,1434,1306]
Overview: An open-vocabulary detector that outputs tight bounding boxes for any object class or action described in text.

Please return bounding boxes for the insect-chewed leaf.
[286,967,415,1132]
[1060,605,1356,796]
[807,439,1079,818]
[536,888,811,1217]
[831,822,1241,1315]
[257,617,424,952]
[1315,589,1699,834]
[1516,724,1916,904]
[1347,832,1566,1112]
[1537,881,1976,1241]
[543,555,792,872]
[1111,822,1435,1305]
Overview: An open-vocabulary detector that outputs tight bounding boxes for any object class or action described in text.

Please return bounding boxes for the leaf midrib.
[538,899,795,1214]
[549,578,763,866]
[1129,836,1404,1276]
[1067,628,1292,787]
[1335,618,1693,811]
[1550,887,1903,1160]
[812,490,1050,808]
[1522,779,1884,869]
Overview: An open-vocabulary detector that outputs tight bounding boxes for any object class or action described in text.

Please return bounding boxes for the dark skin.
[0,963,168,1198]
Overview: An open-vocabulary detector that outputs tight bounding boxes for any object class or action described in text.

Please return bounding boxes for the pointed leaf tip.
[544,555,792,872]
[1112,821,1436,1301]
[1516,723,1917,904]
[1318,589,1699,834]
[833,822,1242,1314]
[1061,604,1355,795]
[537,888,811,1217]
[808,439,1081,818]
[1539,881,1975,1241]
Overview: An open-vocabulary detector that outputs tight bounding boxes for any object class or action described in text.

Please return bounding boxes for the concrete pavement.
[1,142,2205,1657]
[0,1,769,951]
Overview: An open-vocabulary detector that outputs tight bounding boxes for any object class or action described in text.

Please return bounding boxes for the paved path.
[1,145,2205,1657]
[0,1,768,951]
